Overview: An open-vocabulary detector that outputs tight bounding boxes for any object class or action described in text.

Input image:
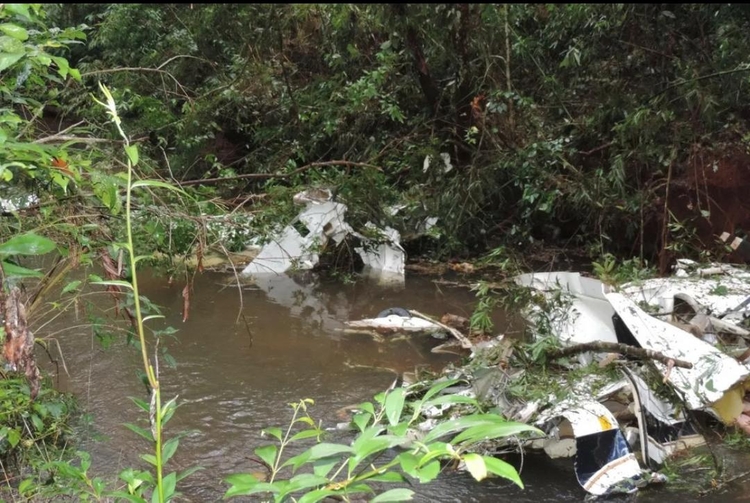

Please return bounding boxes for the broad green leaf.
[125,145,139,166]
[0,52,24,73]
[0,233,56,256]
[4,4,31,20]
[483,455,523,488]
[416,459,441,483]
[282,443,352,470]
[368,471,406,483]
[0,23,28,41]
[278,473,328,500]
[462,453,487,481]
[50,56,69,78]
[349,435,402,472]
[254,444,277,468]
[17,478,33,495]
[305,442,352,462]
[262,427,282,441]
[398,452,419,478]
[371,488,415,502]
[162,437,179,463]
[225,473,261,488]
[298,489,339,503]
[357,402,375,415]
[312,457,337,478]
[385,387,406,426]
[352,412,371,432]
[1,261,43,278]
[6,428,20,447]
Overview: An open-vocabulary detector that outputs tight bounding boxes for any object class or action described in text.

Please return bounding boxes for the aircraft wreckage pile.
[342,260,750,496]
[237,189,750,496]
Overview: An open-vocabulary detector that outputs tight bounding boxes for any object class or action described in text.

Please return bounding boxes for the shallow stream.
[39,270,742,502]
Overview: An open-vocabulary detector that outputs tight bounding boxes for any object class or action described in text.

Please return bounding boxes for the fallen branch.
[409,310,473,349]
[177,161,383,187]
[579,141,614,156]
[548,341,693,369]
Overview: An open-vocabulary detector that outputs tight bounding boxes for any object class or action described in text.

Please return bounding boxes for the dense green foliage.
[4,3,750,501]
[42,3,750,262]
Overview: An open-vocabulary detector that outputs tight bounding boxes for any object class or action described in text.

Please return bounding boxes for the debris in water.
[242,190,406,284]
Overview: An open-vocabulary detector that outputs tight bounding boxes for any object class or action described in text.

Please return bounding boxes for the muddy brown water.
[37,270,743,502]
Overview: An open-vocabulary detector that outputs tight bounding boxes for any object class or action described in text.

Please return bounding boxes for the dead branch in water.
[548,341,693,369]
[409,310,473,349]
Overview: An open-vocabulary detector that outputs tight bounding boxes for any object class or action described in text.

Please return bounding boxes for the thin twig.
[548,341,693,369]
[177,160,382,186]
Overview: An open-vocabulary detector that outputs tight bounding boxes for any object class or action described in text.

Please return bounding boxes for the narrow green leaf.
[107,492,147,503]
[368,471,406,483]
[421,379,463,403]
[422,395,478,409]
[371,488,415,502]
[451,422,543,445]
[423,414,506,443]
[290,429,321,442]
[462,453,487,481]
[124,423,154,442]
[1,261,43,278]
[162,472,176,499]
[129,397,150,413]
[483,455,523,488]
[91,279,134,290]
[140,454,158,466]
[131,179,186,196]
[61,280,82,294]
[0,233,56,256]
[162,437,179,463]
[385,387,406,426]
[176,465,203,482]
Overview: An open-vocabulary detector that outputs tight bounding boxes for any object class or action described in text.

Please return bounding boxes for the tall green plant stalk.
[93,82,181,503]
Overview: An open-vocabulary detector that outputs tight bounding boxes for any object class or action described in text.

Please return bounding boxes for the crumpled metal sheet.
[535,400,646,496]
